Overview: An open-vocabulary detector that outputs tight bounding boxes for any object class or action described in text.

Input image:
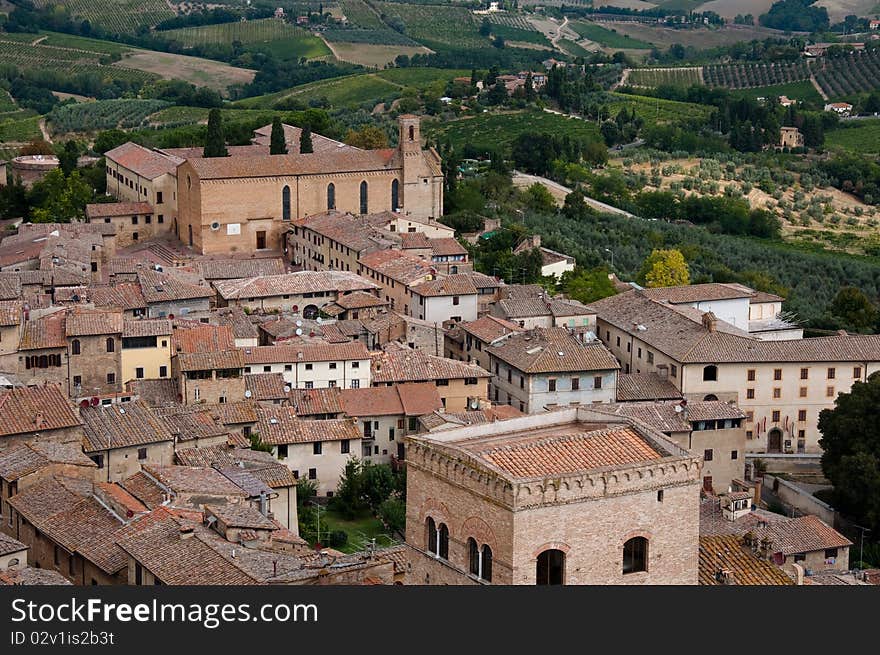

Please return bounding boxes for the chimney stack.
[179,526,195,540]
[701,312,718,333]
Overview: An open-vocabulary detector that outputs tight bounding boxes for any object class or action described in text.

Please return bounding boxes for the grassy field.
[326,42,430,68]
[322,508,395,554]
[162,18,331,60]
[0,114,41,142]
[558,38,594,57]
[47,99,170,134]
[488,24,553,48]
[609,22,784,49]
[375,67,471,88]
[429,110,602,152]
[338,0,387,29]
[826,119,880,154]
[627,67,703,87]
[372,2,486,53]
[570,21,653,49]
[116,51,255,93]
[609,92,713,127]
[0,90,17,113]
[0,37,156,84]
[234,73,401,109]
[32,0,173,34]
[730,80,824,104]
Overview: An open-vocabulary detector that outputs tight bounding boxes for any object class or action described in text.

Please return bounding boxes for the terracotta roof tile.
[410,274,477,297]
[138,270,212,304]
[195,258,286,280]
[186,148,398,180]
[488,328,619,374]
[214,271,377,300]
[123,318,172,338]
[616,373,682,402]
[288,387,343,417]
[18,311,67,350]
[291,211,399,252]
[257,408,359,445]
[470,426,663,479]
[86,201,153,219]
[640,283,755,304]
[0,300,21,327]
[459,315,522,344]
[358,249,434,285]
[143,465,247,498]
[80,401,174,453]
[0,384,81,438]
[245,372,288,401]
[242,341,369,365]
[371,349,489,383]
[174,324,236,353]
[699,535,794,585]
[177,350,244,372]
[0,531,26,557]
[90,283,147,311]
[105,142,177,179]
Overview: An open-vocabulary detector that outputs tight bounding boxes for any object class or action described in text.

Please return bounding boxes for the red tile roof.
[174,324,236,353]
[214,271,377,300]
[257,408,359,445]
[86,201,153,219]
[371,350,490,383]
[242,341,370,364]
[410,274,477,297]
[186,148,398,180]
[65,307,124,336]
[488,328,620,374]
[0,384,81,438]
[105,142,178,179]
[18,310,67,350]
[80,401,174,453]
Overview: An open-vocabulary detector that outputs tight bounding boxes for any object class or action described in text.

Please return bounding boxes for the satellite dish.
[469,399,479,409]
[283,385,291,393]
[296,320,303,327]
[674,405,683,413]
[244,390,252,398]
[79,399,90,408]
[90,397,100,406]
[295,328,303,336]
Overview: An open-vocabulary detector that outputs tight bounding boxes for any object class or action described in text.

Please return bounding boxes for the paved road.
[512,171,636,218]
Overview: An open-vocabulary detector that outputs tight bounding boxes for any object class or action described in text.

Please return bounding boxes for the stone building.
[591,288,880,453]
[445,315,523,372]
[176,115,442,255]
[370,348,490,412]
[257,408,361,496]
[65,308,124,400]
[0,384,83,451]
[85,202,160,249]
[487,327,620,413]
[120,318,173,384]
[405,407,702,585]
[104,142,178,232]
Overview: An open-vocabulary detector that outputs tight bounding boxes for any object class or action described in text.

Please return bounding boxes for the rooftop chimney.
[179,526,195,540]
[701,312,718,333]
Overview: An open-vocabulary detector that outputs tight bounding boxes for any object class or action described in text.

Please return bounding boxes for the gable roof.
[138,270,212,304]
[257,408,359,445]
[80,401,174,453]
[410,274,477,297]
[699,535,794,586]
[370,350,490,383]
[195,258,286,281]
[339,382,442,418]
[105,142,178,179]
[0,384,81,438]
[185,148,398,180]
[487,328,619,374]
[214,271,377,300]
[616,373,682,402]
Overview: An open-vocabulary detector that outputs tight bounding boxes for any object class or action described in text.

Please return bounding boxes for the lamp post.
[604,247,614,270]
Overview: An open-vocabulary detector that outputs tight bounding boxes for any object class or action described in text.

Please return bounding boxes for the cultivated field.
[116,51,256,93]
[704,61,812,90]
[608,93,713,128]
[162,18,331,60]
[327,42,432,67]
[607,22,788,49]
[338,0,387,29]
[371,2,485,53]
[47,99,170,134]
[626,67,704,87]
[815,0,880,23]
[615,155,880,255]
[814,50,880,98]
[234,73,401,110]
[570,21,653,49]
[428,110,602,153]
[31,0,173,33]
[694,0,776,19]
[826,119,880,154]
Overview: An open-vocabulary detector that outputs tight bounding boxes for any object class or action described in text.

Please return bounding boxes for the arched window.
[327,183,336,210]
[623,537,648,574]
[71,339,81,355]
[408,125,415,141]
[703,365,718,382]
[359,180,368,214]
[106,338,115,353]
[536,549,565,585]
[468,538,480,576]
[282,185,291,221]
[482,545,493,582]
[468,538,493,581]
[391,179,399,211]
[703,394,719,401]
[426,517,448,559]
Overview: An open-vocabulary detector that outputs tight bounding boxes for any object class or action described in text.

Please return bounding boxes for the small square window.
[704,449,713,461]
[773,387,781,399]
[731,450,738,460]
[747,369,756,381]
[772,410,780,422]
[313,442,322,455]
[773,369,782,381]
[137,447,147,460]
[746,388,755,399]
[799,386,808,397]
[107,373,116,384]
[308,468,316,480]
[135,367,144,379]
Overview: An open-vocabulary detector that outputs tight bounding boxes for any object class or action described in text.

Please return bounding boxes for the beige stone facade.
[177,116,442,255]
[404,408,701,585]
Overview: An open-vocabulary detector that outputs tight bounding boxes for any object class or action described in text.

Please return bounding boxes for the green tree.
[378,498,406,535]
[203,108,228,158]
[360,462,396,511]
[345,125,388,149]
[640,248,690,288]
[331,458,365,519]
[827,286,879,333]
[58,140,80,177]
[299,125,313,154]
[269,116,287,155]
[819,372,880,536]
[93,129,129,155]
[559,267,617,304]
[523,183,556,213]
[28,169,92,222]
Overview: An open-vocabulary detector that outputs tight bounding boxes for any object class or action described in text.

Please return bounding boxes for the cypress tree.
[300,125,313,154]
[203,109,227,158]
[270,116,287,155]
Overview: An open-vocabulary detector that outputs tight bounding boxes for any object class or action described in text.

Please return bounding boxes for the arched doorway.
[536,549,565,585]
[302,304,319,320]
[767,428,783,453]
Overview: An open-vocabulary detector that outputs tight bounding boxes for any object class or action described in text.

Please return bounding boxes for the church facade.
[176,115,443,255]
